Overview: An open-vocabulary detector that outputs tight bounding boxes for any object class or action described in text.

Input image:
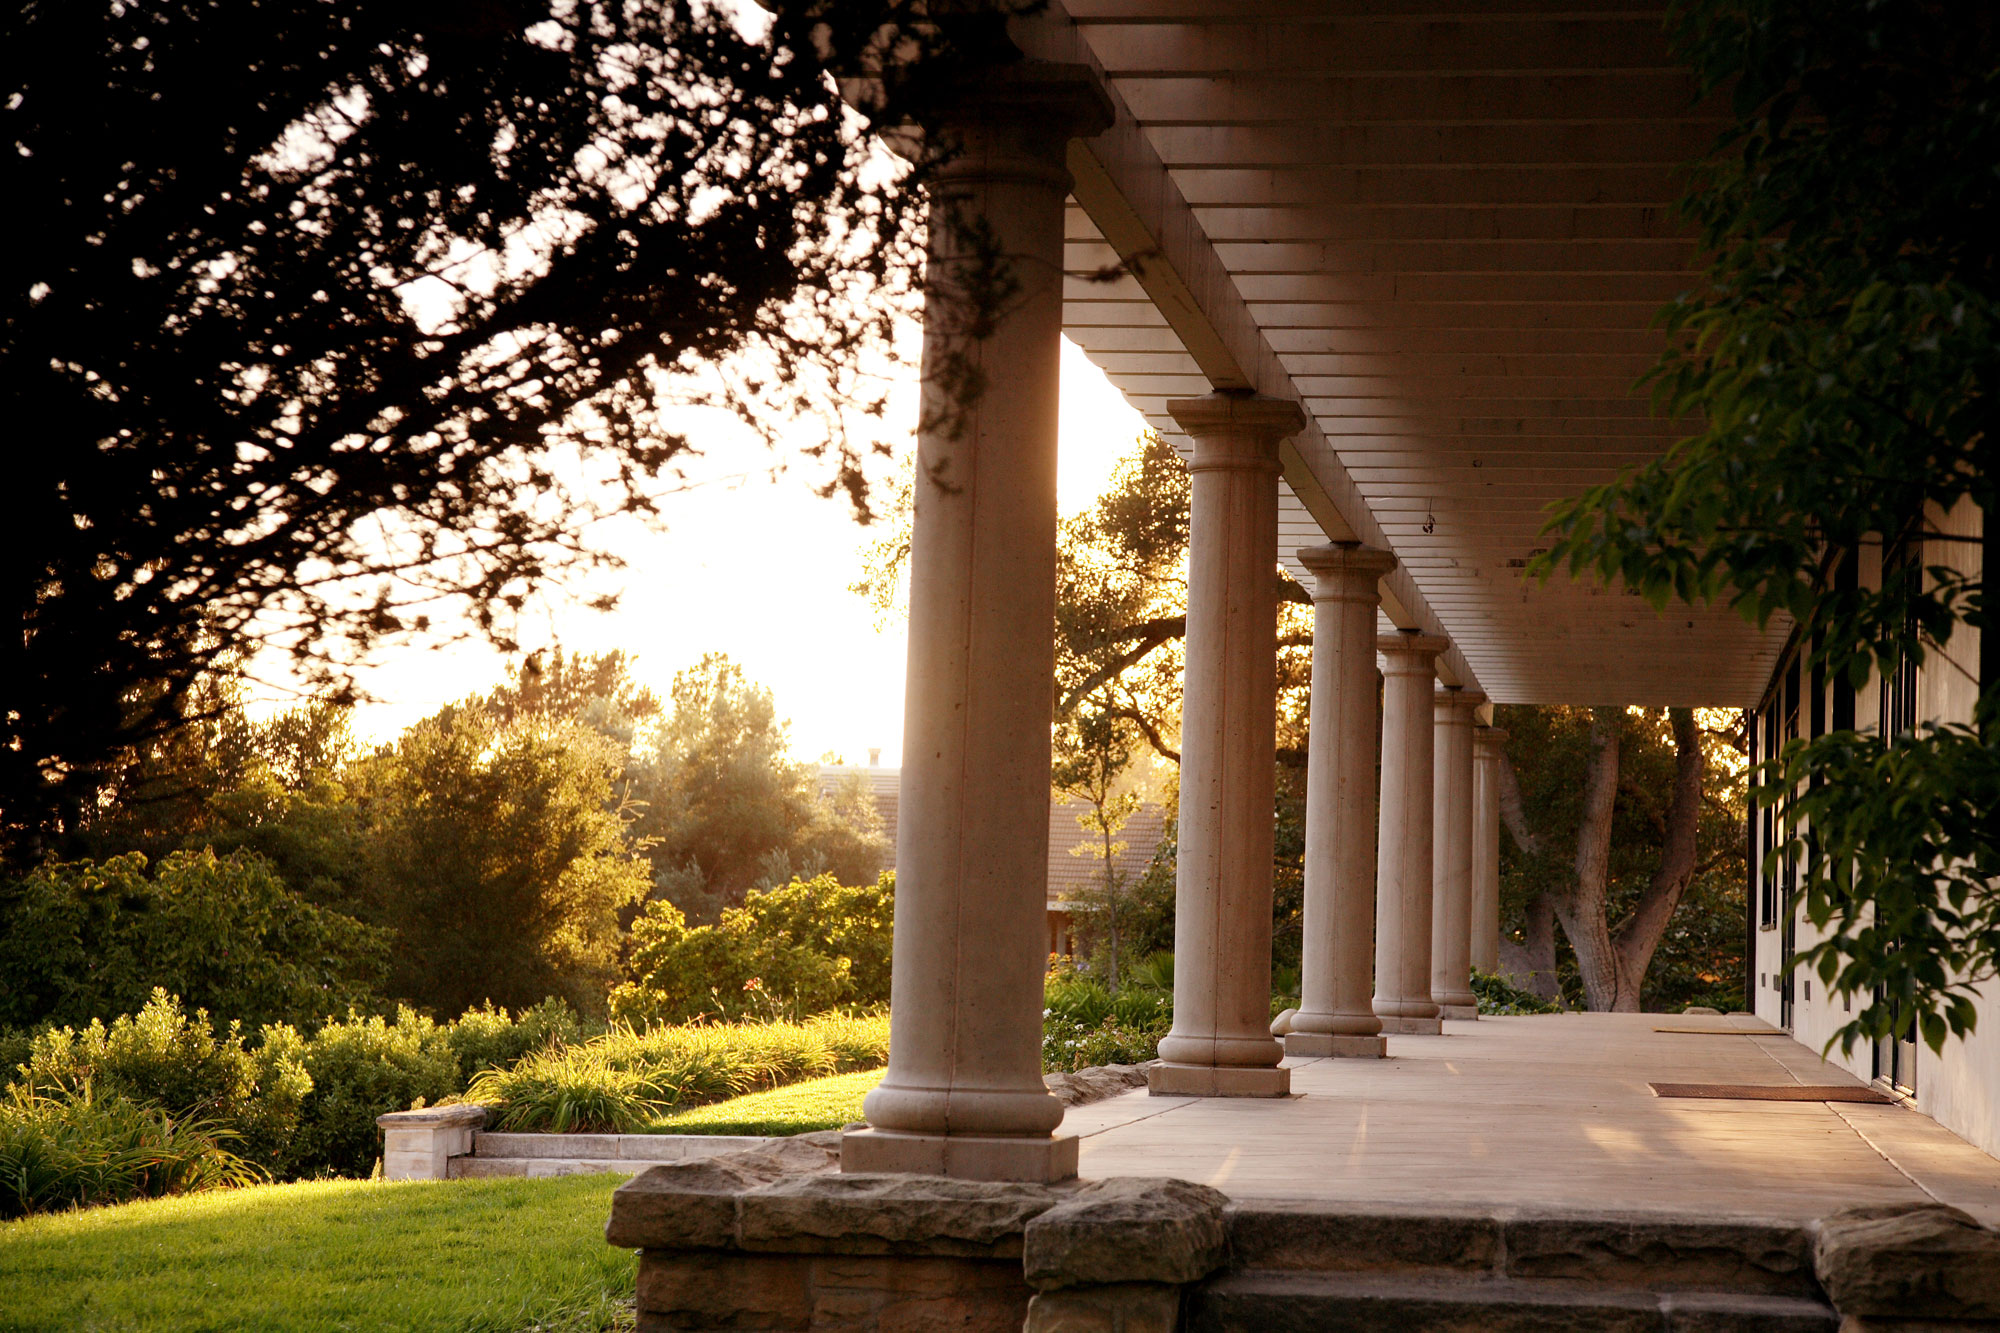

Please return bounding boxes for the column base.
[1284,1032,1388,1059]
[839,1128,1079,1182]
[1147,1063,1291,1098]
[1441,1004,1480,1020]
[1378,1016,1444,1035]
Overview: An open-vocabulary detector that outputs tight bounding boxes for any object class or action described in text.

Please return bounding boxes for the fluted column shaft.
[1471,726,1508,975]
[848,64,1112,1182]
[1287,543,1398,1059]
[1373,633,1450,1036]
[1431,688,1485,1019]
[1149,393,1306,1099]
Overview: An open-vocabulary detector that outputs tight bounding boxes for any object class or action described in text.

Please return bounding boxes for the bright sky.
[325,338,1150,765]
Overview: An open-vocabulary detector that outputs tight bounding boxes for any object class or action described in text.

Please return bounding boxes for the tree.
[1534,0,1996,1049]
[630,655,887,923]
[0,849,387,1031]
[3,0,952,862]
[610,871,894,1026]
[345,703,649,1017]
[1051,700,1146,986]
[1496,706,1747,1011]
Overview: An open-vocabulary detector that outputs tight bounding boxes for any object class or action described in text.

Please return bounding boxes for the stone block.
[1023,1177,1229,1290]
[474,1131,621,1159]
[376,1102,486,1180]
[1024,1283,1183,1333]
[1662,1291,1839,1331]
[1146,1062,1290,1098]
[814,1255,1030,1333]
[737,1171,1067,1257]
[1440,1004,1480,1020]
[1282,1032,1387,1058]
[1229,1203,1501,1274]
[838,1128,1079,1182]
[1506,1212,1817,1295]
[608,1152,806,1250]
[636,1252,814,1330]
[1814,1203,2000,1320]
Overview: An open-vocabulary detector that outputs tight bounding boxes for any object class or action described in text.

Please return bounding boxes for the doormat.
[1652,1027,1772,1035]
[1650,1082,1897,1103]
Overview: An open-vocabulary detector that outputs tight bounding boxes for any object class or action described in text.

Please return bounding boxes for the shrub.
[0,1084,261,1219]
[16,990,311,1169]
[444,998,583,1082]
[1042,1017,1165,1072]
[280,1009,462,1179]
[469,1048,673,1133]
[0,1026,38,1086]
[609,873,893,1027]
[0,849,387,1032]
[1041,961,1169,1072]
[1044,964,1170,1031]
[1471,968,1563,1016]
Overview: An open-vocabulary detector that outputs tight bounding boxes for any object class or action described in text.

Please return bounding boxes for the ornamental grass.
[468,1012,888,1133]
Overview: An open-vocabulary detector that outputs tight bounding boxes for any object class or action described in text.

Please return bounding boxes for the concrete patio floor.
[1059,1012,2000,1227]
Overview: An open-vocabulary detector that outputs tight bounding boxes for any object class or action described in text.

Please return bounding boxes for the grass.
[643,1068,882,1136]
[0,1175,634,1333]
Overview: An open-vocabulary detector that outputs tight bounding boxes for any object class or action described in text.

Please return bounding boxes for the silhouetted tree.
[3,0,957,861]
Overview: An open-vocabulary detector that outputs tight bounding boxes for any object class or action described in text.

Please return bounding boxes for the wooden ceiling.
[1036,0,1788,706]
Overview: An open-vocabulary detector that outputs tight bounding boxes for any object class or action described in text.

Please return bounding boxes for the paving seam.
[1824,1102,1945,1209]
[1072,1092,1202,1142]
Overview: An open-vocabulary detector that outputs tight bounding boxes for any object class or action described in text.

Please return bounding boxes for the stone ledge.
[376,1102,488,1130]
[610,1141,1233,1331]
[1227,1201,1819,1294]
[1024,1177,1230,1290]
[1813,1203,2000,1320]
[1044,1063,1153,1107]
[472,1131,771,1162]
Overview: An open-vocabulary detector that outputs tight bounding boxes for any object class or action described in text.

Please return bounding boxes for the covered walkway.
[1065,1013,2000,1225]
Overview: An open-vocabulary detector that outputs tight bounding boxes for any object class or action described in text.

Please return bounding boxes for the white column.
[1149,393,1306,1099]
[1373,632,1450,1035]
[1431,687,1484,1019]
[1471,726,1508,976]
[846,63,1112,1183]
[1287,543,1398,1059]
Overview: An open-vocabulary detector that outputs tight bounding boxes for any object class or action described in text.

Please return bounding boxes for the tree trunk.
[1552,708,1626,1010]
[1609,707,1706,998]
[1494,751,1562,999]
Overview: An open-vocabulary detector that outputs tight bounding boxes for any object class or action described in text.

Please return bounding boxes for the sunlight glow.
[319,337,1149,765]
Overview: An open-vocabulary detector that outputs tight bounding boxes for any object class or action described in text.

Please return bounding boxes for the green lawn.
[644,1067,882,1135]
[0,1175,633,1333]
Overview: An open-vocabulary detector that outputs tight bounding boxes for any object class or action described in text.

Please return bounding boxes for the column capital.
[1376,631,1450,668]
[1434,686,1487,717]
[907,62,1115,189]
[1474,726,1510,754]
[1297,542,1397,599]
[1169,393,1306,473]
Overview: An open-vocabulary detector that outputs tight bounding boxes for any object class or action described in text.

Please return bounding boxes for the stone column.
[1149,393,1306,1099]
[1373,632,1450,1035]
[845,63,1113,1183]
[1431,687,1485,1020]
[1471,726,1508,976]
[1286,543,1398,1059]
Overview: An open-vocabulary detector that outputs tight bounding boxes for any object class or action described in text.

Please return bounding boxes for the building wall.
[1749,501,1993,1157]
